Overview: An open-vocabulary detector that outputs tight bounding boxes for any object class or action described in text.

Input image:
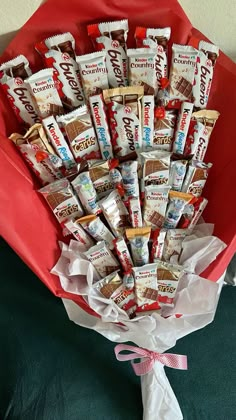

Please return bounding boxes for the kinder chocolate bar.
[164,190,192,229]
[36,32,85,109]
[151,228,166,261]
[42,115,76,169]
[162,229,188,263]
[142,151,171,187]
[188,197,208,228]
[89,94,113,160]
[114,237,133,272]
[88,19,128,88]
[111,284,137,318]
[26,69,64,119]
[168,44,198,103]
[0,55,40,127]
[100,190,130,236]
[94,271,122,298]
[64,219,95,249]
[126,227,151,266]
[182,160,212,197]
[78,214,115,249]
[135,27,171,92]
[185,110,220,156]
[143,185,170,228]
[84,241,120,278]
[127,48,156,94]
[71,171,100,215]
[153,109,176,151]
[57,105,101,161]
[142,95,155,150]
[155,260,183,307]
[132,263,161,313]
[103,86,143,156]
[172,102,193,154]
[39,178,84,224]
[169,158,188,192]
[193,41,219,109]
[129,196,142,228]
[120,160,139,199]
[77,51,109,99]
[89,160,114,199]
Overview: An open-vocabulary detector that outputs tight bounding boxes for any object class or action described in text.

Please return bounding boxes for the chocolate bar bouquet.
[0,0,235,418]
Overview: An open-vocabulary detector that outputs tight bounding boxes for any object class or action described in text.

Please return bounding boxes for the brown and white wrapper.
[153,110,176,151]
[172,102,193,154]
[151,228,166,261]
[113,237,133,272]
[127,48,156,95]
[142,95,155,150]
[182,160,212,197]
[94,271,122,298]
[64,219,95,249]
[163,228,189,263]
[77,51,109,100]
[89,94,113,160]
[126,227,151,267]
[129,196,143,228]
[100,190,130,236]
[143,185,170,229]
[142,150,171,188]
[84,241,120,278]
[132,263,161,313]
[155,260,183,307]
[89,160,114,199]
[78,214,115,250]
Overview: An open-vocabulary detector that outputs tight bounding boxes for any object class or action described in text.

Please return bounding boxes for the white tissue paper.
[51,223,226,420]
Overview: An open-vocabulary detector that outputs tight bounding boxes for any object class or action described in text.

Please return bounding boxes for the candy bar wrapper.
[111,285,137,318]
[65,219,95,250]
[77,51,109,100]
[94,271,122,298]
[0,55,40,127]
[127,48,156,95]
[71,171,100,215]
[155,260,183,307]
[84,240,120,278]
[169,158,188,192]
[89,160,114,199]
[193,41,219,109]
[191,109,220,138]
[141,95,155,150]
[151,228,166,261]
[126,227,151,266]
[89,94,113,160]
[188,197,208,229]
[135,27,171,92]
[42,115,76,169]
[143,185,170,228]
[57,105,101,161]
[88,19,129,88]
[109,167,124,196]
[36,31,77,60]
[100,190,130,236]
[182,160,212,197]
[78,214,115,250]
[120,160,139,200]
[153,110,176,151]
[133,263,161,313]
[172,102,193,154]
[141,151,171,198]
[113,237,133,272]
[39,178,84,225]
[103,86,143,156]
[129,196,143,228]
[168,44,198,104]
[162,228,189,263]
[164,190,192,229]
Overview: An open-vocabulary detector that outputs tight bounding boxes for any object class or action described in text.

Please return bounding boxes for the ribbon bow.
[114,344,187,376]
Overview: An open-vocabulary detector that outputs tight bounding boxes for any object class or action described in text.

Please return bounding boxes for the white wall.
[0,0,235,60]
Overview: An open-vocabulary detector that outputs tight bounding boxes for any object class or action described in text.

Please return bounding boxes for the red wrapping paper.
[0,0,235,314]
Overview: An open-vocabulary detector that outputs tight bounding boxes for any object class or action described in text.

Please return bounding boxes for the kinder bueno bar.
[39,178,84,224]
[78,214,115,249]
[120,160,139,199]
[168,44,198,103]
[35,32,84,109]
[132,263,161,313]
[100,190,130,236]
[126,227,151,267]
[135,27,171,92]
[162,228,188,263]
[84,241,120,278]
[164,190,192,229]
[26,68,63,119]
[0,55,40,127]
[169,159,187,192]
[155,260,183,307]
[89,94,113,159]
[193,40,219,109]
[89,160,113,199]
[129,197,143,228]
[94,271,122,298]
[42,115,76,169]
[182,160,212,197]
[172,102,193,154]
[187,121,209,161]
[57,105,101,161]
[65,219,95,249]
[153,109,176,151]
[72,171,100,215]
[88,19,128,88]
[113,237,133,272]
[143,185,170,229]
[77,51,108,99]
[142,95,155,150]
[127,48,156,94]
[151,228,166,261]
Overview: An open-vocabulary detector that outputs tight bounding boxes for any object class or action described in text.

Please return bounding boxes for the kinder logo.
[14,77,23,86]
[92,102,102,126]
[143,102,151,125]
[124,106,132,114]
[179,108,191,132]
[111,40,120,48]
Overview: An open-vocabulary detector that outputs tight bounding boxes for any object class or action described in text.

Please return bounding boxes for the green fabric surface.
[0,238,235,420]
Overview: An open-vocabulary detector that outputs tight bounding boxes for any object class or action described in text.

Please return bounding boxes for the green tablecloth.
[0,238,235,420]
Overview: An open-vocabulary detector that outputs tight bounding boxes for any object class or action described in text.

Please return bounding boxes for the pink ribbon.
[114,344,188,376]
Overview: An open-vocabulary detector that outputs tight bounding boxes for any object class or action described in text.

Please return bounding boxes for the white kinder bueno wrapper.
[26,68,63,119]
[72,171,100,215]
[169,159,187,192]
[88,20,128,88]
[42,115,76,169]
[65,219,95,249]
[78,215,115,249]
[153,110,176,151]
[77,51,109,99]
[129,196,143,228]
[57,105,101,161]
[114,237,133,271]
[0,55,40,126]
[127,48,156,94]
[143,185,170,229]
[172,102,193,154]
[84,241,120,278]
[163,228,188,263]
[142,95,155,150]
[181,160,212,197]
[89,94,113,159]
[168,44,198,102]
